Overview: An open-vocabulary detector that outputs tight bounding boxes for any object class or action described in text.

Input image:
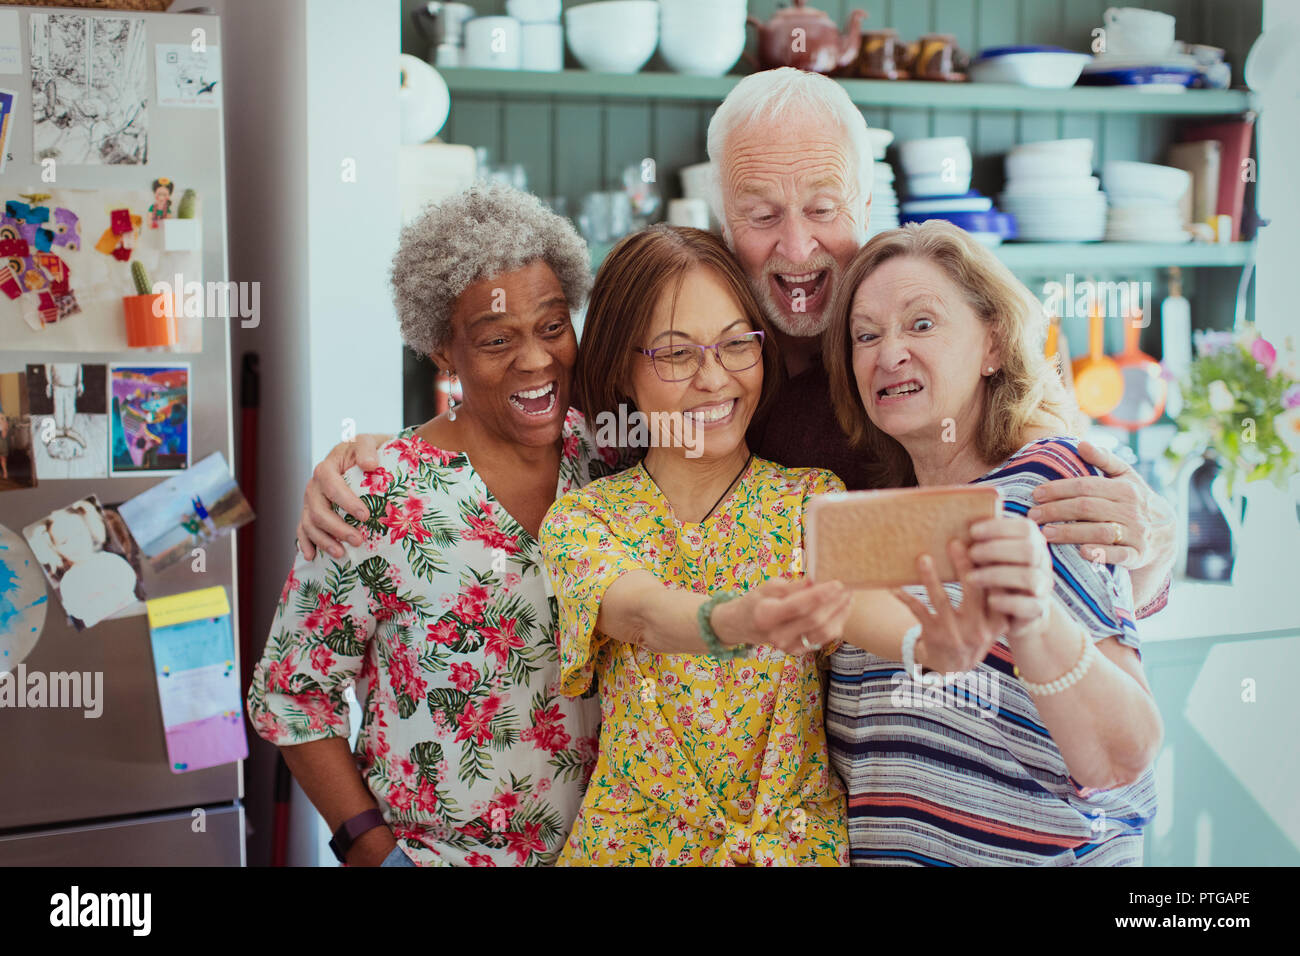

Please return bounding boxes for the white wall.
[1258,1,1300,349]
[220,0,402,866]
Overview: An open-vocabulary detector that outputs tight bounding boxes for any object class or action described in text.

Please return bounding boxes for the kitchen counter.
[1141,576,1300,642]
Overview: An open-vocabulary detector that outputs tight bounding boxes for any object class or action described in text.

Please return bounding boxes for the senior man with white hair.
[704,69,1175,617]
[295,68,1175,636]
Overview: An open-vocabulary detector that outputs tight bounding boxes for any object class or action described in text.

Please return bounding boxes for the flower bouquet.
[1165,326,1300,497]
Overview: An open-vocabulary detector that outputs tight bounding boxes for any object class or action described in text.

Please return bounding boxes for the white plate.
[902,195,994,213]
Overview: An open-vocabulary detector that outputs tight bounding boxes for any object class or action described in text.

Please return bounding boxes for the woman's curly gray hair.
[391,181,592,357]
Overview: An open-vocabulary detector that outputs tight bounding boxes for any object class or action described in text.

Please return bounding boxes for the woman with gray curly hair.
[248,182,618,867]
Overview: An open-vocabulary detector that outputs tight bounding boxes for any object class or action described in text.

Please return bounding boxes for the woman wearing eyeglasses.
[537,225,1009,866]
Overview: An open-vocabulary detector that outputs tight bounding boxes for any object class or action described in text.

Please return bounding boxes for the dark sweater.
[746,359,877,491]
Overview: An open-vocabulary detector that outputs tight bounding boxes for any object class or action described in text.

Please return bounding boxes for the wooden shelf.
[443,68,1255,115]
[587,240,1252,273]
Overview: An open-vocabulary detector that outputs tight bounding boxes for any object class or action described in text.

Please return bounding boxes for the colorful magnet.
[0,238,27,257]
[35,290,56,324]
[110,208,133,235]
[0,263,20,299]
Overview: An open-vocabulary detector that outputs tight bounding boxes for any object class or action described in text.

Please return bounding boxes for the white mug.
[667,198,711,230]
[463,16,522,70]
[1103,7,1176,56]
[521,22,563,72]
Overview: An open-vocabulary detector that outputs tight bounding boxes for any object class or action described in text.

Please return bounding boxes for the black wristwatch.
[329,808,387,864]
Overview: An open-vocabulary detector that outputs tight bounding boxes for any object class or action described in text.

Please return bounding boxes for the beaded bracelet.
[1015,626,1095,697]
[697,591,749,660]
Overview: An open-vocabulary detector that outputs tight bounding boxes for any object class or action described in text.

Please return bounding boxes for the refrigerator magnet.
[108,363,190,476]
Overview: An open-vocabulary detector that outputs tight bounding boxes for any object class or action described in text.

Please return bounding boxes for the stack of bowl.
[1103,160,1192,242]
[999,138,1106,241]
[659,0,746,76]
[865,127,899,239]
[895,135,1015,245]
[898,136,971,197]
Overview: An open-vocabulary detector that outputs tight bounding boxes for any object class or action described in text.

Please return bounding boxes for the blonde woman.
[821,221,1163,866]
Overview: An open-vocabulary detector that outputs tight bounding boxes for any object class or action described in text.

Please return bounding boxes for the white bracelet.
[900,623,923,680]
[1015,628,1095,697]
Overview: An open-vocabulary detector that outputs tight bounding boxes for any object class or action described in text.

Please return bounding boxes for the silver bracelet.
[1015,627,1096,696]
[900,623,923,680]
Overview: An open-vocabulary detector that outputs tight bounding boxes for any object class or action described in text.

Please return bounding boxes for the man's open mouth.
[508,381,557,416]
[772,270,830,308]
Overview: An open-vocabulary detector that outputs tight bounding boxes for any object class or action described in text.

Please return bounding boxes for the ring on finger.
[1111,522,1123,546]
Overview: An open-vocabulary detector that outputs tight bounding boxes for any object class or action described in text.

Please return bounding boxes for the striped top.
[826,437,1157,867]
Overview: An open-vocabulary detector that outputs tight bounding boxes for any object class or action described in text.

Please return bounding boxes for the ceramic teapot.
[747,0,867,75]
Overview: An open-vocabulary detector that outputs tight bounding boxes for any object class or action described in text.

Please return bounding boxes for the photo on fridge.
[108,363,190,476]
[22,493,145,631]
[24,362,108,479]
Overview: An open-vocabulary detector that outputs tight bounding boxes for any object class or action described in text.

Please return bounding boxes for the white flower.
[1275,407,1300,454]
[1208,380,1236,413]
[1169,429,1201,457]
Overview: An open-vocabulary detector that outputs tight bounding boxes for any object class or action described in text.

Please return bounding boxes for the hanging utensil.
[1101,307,1168,430]
[1071,296,1124,418]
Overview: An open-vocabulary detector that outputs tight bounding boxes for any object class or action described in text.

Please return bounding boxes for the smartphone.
[805,485,1003,588]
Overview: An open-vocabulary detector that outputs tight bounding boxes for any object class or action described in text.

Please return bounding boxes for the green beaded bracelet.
[697,591,748,660]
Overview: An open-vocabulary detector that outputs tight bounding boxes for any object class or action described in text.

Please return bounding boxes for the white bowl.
[1103,160,1190,202]
[565,1,659,74]
[659,0,745,20]
[1005,152,1092,180]
[969,51,1091,87]
[659,10,744,76]
[865,128,895,160]
[1002,175,1100,196]
[1009,138,1094,163]
[506,0,561,22]
[907,171,972,197]
[899,136,971,173]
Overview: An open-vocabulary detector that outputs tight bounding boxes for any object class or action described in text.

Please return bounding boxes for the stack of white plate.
[864,128,898,239]
[999,138,1106,241]
[1103,160,1192,242]
[898,136,972,197]
[869,161,900,238]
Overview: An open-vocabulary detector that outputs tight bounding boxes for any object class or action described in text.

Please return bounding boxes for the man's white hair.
[705,68,873,246]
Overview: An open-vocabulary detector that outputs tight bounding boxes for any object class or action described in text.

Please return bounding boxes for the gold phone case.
[806,485,1003,588]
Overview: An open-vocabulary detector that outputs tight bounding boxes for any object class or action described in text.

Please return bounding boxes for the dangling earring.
[448,401,456,421]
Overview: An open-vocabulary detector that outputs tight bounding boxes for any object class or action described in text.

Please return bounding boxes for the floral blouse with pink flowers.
[247,409,616,866]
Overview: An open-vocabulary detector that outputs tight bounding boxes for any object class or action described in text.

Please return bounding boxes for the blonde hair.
[822,221,1074,487]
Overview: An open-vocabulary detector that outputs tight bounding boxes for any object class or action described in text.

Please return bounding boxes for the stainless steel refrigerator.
[0,5,243,865]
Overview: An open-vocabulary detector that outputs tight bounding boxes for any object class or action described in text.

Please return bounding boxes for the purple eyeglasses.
[633,330,766,382]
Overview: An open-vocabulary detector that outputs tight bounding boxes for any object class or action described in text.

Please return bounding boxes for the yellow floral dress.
[539,456,849,866]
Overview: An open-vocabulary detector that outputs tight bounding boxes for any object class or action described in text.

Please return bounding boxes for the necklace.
[644,451,753,523]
